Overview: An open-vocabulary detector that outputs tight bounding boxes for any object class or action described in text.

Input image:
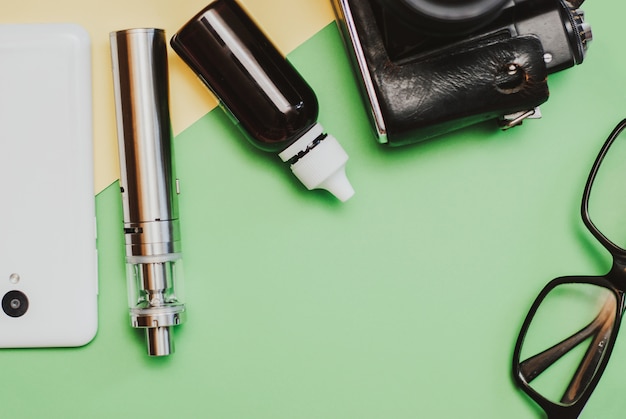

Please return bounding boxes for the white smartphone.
[0,23,98,347]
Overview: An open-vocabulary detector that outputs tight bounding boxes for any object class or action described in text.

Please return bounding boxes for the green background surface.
[2,2,625,418]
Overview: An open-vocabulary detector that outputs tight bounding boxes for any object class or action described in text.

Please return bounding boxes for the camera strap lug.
[500,107,542,130]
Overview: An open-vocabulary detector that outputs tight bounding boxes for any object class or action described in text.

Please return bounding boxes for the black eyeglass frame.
[513,119,626,418]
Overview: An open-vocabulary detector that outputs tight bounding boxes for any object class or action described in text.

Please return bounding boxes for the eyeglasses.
[513,119,626,418]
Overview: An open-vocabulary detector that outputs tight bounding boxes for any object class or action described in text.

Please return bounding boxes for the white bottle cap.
[278,123,354,202]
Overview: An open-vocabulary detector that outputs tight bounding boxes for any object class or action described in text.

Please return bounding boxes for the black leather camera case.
[333,0,551,146]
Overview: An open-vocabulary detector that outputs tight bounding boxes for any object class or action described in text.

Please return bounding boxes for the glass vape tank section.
[171,0,355,201]
[110,28,186,356]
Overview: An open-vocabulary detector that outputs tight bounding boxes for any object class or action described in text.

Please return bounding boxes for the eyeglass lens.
[586,124,626,252]
[517,283,617,406]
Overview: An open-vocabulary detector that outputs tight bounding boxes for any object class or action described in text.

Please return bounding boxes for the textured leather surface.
[347,0,550,146]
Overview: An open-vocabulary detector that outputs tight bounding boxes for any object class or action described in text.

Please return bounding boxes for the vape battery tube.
[110,28,186,356]
[171,0,354,202]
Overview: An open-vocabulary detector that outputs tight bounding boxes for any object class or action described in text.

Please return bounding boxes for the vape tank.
[110,28,185,356]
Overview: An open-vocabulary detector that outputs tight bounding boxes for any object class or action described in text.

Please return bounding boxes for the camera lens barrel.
[377,0,509,35]
[560,0,592,65]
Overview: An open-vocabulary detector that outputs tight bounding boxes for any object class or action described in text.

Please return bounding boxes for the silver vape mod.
[110,28,185,356]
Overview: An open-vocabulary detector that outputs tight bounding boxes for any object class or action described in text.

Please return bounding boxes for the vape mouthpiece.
[147,326,173,356]
[110,28,186,357]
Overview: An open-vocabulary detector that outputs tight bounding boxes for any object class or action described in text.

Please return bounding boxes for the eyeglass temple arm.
[581,119,626,255]
[519,297,615,384]
[559,302,615,405]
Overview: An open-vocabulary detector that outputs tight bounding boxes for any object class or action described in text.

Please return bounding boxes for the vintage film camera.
[331,0,592,146]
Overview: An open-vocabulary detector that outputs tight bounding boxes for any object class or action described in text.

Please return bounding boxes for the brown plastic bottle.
[171,0,354,201]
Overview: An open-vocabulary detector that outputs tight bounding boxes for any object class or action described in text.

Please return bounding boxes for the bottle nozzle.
[279,124,354,201]
[318,166,354,202]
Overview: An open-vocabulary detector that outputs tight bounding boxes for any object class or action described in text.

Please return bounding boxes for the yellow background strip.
[1,0,335,193]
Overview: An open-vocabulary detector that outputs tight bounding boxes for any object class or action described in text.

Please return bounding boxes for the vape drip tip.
[110,28,186,356]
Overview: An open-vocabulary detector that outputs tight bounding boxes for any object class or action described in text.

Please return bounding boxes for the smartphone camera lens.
[2,290,29,317]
